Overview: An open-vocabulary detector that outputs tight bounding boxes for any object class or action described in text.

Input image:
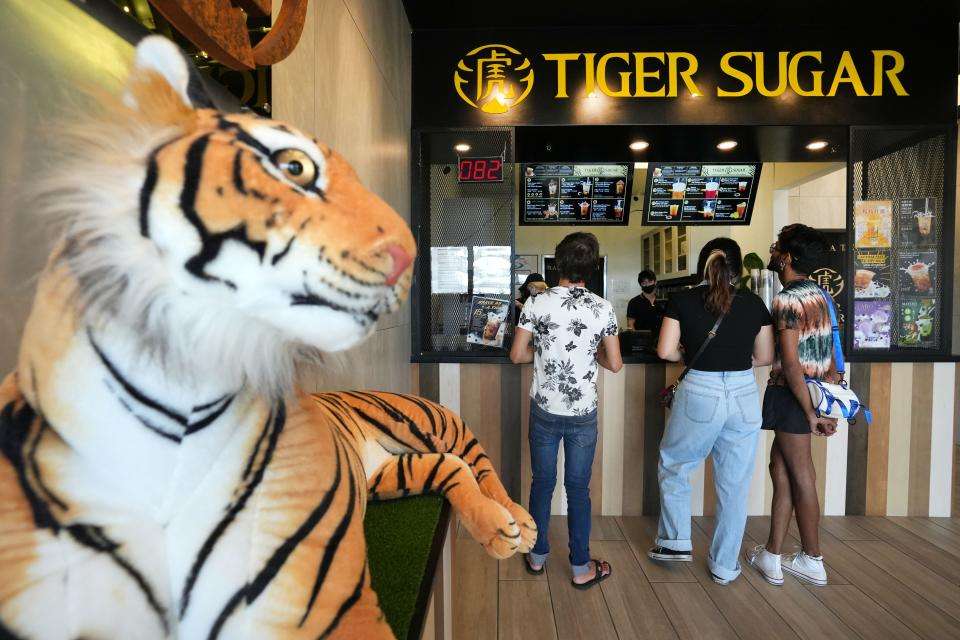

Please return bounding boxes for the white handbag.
[805,289,870,425]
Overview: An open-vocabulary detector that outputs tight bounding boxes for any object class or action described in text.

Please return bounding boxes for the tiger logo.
[0,36,535,639]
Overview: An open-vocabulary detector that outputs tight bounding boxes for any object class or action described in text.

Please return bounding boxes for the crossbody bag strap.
[817,287,845,380]
[676,312,727,384]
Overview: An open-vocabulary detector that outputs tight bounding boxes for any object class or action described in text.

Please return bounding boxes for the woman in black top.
[647,238,774,586]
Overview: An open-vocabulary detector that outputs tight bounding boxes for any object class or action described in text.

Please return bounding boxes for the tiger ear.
[124,36,214,120]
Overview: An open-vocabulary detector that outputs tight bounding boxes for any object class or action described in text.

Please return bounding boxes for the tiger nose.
[384,244,413,286]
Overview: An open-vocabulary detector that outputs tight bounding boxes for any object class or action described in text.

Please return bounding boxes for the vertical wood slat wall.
[416,361,958,517]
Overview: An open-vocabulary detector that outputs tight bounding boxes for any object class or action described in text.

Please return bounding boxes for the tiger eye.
[273,148,316,187]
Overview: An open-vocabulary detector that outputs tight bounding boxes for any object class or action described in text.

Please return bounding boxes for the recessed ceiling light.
[806,140,829,151]
[629,140,649,151]
[454,143,471,152]
[716,140,738,151]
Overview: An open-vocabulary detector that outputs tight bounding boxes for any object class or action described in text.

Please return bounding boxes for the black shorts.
[761,385,810,435]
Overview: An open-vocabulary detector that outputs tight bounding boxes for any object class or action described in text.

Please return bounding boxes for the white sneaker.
[782,550,828,586]
[745,545,784,585]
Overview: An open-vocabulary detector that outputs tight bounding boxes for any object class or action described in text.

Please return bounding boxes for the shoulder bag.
[805,289,871,425]
[659,313,726,409]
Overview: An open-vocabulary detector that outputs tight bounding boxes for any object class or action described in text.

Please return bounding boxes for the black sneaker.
[647,545,693,562]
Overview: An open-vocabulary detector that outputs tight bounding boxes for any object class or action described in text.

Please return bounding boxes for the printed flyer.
[899,197,937,247]
[898,251,937,296]
[465,296,511,348]
[898,298,936,347]
[853,249,891,299]
[854,200,893,249]
[853,301,892,349]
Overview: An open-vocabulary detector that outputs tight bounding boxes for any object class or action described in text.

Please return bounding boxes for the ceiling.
[401,0,960,30]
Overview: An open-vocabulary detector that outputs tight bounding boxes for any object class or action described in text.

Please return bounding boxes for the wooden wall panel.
[865,363,891,515]
[846,363,871,515]
[500,363,522,502]
[908,364,934,516]
[887,363,914,516]
[460,364,503,477]
[642,363,668,515]
[621,366,646,516]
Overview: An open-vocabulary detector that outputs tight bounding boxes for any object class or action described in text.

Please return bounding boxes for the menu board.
[520,163,631,225]
[851,197,941,352]
[643,163,761,225]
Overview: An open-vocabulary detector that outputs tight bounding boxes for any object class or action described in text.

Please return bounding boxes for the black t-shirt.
[664,285,772,371]
[626,294,664,332]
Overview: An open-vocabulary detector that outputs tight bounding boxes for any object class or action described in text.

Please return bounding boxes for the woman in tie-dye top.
[747,224,839,591]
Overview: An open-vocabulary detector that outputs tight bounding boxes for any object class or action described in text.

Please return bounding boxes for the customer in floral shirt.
[510,232,622,589]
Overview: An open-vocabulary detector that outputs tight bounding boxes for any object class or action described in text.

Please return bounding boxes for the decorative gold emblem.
[811,267,844,298]
[454,44,534,114]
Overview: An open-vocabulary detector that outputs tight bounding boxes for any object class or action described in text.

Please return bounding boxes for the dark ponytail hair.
[697,237,743,315]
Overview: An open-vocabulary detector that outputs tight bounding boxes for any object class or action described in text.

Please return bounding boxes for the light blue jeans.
[656,369,762,582]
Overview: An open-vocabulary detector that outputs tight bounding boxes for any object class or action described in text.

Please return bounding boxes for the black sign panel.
[644,163,760,225]
[413,27,957,128]
[521,163,631,225]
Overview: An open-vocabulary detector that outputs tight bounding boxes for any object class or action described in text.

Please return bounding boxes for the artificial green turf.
[364,495,445,639]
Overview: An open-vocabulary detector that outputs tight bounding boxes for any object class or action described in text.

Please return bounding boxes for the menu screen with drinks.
[853,198,940,352]
[643,163,761,225]
[520,163,632,225]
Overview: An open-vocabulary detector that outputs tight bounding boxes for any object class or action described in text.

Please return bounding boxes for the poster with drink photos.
[521,163,630,225]
[899,197,937,246]
[853,249,892,299]
[853,301,892,349]
[898,298,936,348]
[644,163,759,225]
[854,200,893,248]
[898,251,936,296]
[465,296,511,348]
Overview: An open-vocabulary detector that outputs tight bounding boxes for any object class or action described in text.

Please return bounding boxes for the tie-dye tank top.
[770,279,835,383]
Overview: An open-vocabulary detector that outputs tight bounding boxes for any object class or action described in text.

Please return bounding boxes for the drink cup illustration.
[704,181,719,199]
[615,179,625,195]
[526,166,534,177]
[738,180,747,192]
[917,213,932,237]
[735,202,747,217]
[907,263,932,292]
[668,204,679,217]
[579,201,590,216]
[702,201,715,218]
[546,202,557,218]
[855,269,875,290]
[614,200,623,219]
[548,179,557,196]
[582,180,591,195]
[482,315,501,341]
[671,181,686,199]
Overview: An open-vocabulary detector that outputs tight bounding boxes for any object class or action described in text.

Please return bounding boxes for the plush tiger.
[0,36,535,639]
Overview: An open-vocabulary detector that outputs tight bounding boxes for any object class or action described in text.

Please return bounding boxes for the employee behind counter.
[622,270,665,354]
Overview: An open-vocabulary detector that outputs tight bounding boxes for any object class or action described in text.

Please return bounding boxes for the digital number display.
[458,156,504,183]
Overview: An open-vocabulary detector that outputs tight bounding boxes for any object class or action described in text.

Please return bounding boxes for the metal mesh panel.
[417,129,516,354]
[850,130,947,352]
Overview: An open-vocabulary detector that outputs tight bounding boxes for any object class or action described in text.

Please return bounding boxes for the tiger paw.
[503,501,537,553]
[463,499,524,560]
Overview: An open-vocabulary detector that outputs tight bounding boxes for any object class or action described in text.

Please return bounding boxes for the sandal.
[524,554,545,576]
[571,559,612,590]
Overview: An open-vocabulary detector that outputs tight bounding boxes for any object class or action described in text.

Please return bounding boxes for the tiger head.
[36,37,416,394]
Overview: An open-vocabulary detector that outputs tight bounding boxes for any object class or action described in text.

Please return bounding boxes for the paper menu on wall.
[853,200,893,248]
[472,246,512,294]
[430,246,468,294]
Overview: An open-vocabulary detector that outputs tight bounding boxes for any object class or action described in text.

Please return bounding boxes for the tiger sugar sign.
[148,0,308,71]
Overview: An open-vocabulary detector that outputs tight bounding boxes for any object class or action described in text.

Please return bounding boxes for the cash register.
[619,329,656,355]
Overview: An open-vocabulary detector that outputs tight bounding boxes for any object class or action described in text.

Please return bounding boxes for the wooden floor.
[453,515,960,640]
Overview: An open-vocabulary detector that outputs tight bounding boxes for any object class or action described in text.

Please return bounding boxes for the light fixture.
[629,140,650,151]
[123,5,131,11]
[716,140,738,151]
[454,143,471,153]
[806,140,829,151]
[586,91,598,98]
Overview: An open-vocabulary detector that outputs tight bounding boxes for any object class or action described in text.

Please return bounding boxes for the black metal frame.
[844,124,957,362]
[407,501,451,640]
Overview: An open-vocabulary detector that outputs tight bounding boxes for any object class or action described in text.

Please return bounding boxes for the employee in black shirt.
[626,270,663,332]
[647,237,774,587]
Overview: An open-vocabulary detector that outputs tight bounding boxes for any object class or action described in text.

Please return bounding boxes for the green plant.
[740,252,765,290]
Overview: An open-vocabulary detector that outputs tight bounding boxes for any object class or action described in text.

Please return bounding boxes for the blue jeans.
[656,369,762,582]
[528,402,597,577]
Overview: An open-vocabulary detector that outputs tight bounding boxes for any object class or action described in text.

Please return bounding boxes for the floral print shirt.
[518,286,618,416]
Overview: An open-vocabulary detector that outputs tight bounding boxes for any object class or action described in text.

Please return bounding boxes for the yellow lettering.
[584,52,596,96]
[632,53,665,97]
[872,50,908,96]
[787,51,824,96]
[597,53,632,97]
[667,52,701,97]
[827,51,868,96]
[755,51,789,97]
[543,53,580,98]
[717,52,753,97]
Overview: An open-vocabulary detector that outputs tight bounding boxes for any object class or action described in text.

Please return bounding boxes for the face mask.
[641,284,656,294]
